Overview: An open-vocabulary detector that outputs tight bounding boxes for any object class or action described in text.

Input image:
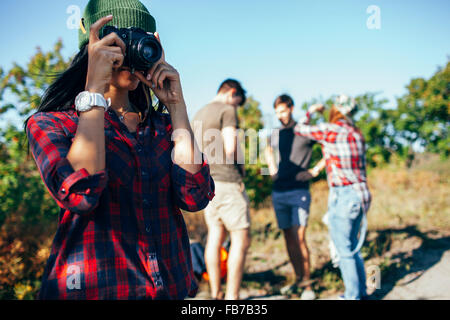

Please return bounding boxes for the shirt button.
[155,280,162,286]
[146,226,151,233]
[143,199,149,206]
[61,188,66,194]
[142,170,148,176]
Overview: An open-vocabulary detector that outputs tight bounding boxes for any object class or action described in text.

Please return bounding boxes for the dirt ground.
[191,226,450,300]
[188,206,450,301]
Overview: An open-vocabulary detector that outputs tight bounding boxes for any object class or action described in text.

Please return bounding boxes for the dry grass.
[367,167,450,231]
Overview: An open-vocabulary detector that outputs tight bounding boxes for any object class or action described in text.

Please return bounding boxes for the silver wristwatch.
[75,91,111,112]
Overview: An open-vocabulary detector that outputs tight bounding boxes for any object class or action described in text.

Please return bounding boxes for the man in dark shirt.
[265,94,325,300]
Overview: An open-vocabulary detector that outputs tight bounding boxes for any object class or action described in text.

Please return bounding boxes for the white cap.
[335,94,357,115]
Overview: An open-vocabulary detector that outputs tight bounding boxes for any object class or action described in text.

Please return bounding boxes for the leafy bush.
[0,41,69,299]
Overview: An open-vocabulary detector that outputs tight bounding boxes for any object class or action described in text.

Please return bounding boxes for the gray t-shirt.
[192,101,243,183]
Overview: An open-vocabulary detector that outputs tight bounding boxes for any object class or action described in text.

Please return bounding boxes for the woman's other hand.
[134,33,185,113]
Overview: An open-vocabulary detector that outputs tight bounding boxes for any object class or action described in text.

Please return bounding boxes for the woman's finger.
[150,63,168,88]
[155,69,178,90]
[134,71,152,87]
[147,56,167,81]
[104,46,123,55]
[99,32,126,56]
[89,15,113,45]
[105,51,124,68]
[147,61,160,81]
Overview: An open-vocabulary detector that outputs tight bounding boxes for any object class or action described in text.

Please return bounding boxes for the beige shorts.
[204,181,251,231]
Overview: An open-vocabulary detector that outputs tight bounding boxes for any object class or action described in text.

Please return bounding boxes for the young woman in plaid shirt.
[24,0,214,300]
[294,95,371,300]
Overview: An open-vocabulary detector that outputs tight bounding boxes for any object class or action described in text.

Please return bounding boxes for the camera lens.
[142,45,155,61]
[126,29,163,71]
[138,38,162,64]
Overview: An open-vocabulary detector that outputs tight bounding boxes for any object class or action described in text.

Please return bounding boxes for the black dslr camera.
[102,26,162,71]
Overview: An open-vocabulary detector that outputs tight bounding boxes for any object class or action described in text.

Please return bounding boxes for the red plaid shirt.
[294,113,371,213]
[26,105,215,300]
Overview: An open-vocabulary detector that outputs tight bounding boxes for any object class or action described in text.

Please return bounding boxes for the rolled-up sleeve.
[294,122,330,143]
[294,111,329,143]
[26,113,108,216]
[171,159,215,212]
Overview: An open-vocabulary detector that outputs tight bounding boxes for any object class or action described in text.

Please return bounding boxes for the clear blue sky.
[1,0,449,127]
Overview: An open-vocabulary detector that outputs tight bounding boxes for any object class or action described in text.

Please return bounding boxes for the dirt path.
[246,247,450,300]
[318,246,450,300]
[382,249,450,300]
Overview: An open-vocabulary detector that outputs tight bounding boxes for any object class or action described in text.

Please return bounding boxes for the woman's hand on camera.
[85,15,126,95]
[134,33,185,113]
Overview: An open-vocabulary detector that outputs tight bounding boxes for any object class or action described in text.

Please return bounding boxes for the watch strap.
[75,91,110,112]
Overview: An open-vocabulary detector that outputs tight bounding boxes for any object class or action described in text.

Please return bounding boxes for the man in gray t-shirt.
[193,101,243,183]
[192,79,249,300]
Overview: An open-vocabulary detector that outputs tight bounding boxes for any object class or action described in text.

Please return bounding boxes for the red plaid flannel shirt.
[26,105,215,300]
[294,113,371,213]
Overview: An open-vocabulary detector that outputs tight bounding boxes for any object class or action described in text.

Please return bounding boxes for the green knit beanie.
[78,0,156,49]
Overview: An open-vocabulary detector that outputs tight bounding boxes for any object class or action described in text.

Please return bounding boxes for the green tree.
[354,93,401,166]
[394,60,450,160]
[237,97,272,208]
[0,40,70,299]
[0,39,69,227]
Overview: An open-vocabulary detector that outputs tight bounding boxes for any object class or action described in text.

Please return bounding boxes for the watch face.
[75,91,107,111]
[80,94,90,106]
[75,92,92,111]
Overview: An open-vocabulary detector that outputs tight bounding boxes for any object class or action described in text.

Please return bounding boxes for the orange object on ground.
[202,247,228,281]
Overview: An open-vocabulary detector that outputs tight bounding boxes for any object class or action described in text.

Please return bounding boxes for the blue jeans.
[327,185,368,300]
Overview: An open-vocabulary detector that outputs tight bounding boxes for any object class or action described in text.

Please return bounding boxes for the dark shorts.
[272,189,311,229]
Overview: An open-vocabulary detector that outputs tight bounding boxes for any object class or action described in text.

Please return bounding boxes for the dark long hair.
[23,44,159,146]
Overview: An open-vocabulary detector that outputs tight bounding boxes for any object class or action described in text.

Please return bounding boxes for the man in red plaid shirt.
[294,95,371,300]
[25,0,214,300]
